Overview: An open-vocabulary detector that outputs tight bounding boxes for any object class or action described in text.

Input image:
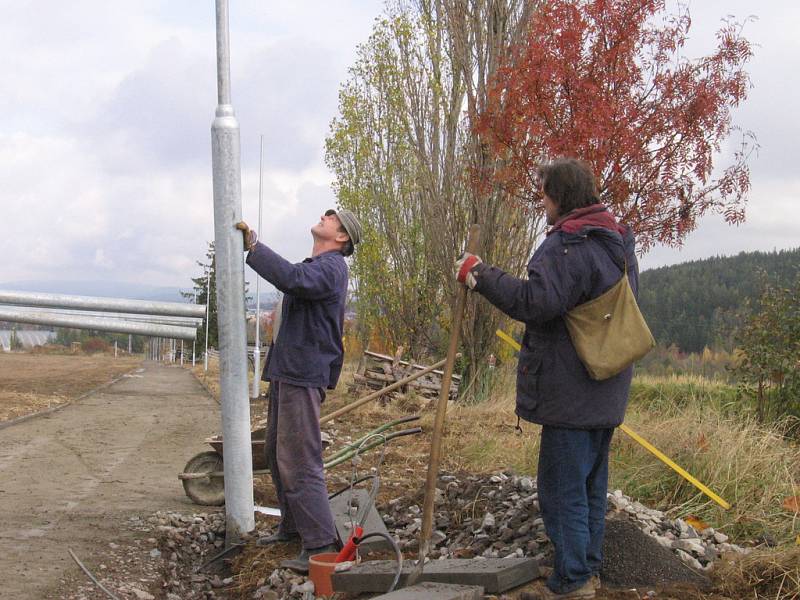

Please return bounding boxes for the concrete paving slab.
[329,488,392,553]
[332,557,538,594]
[367,582,484,600]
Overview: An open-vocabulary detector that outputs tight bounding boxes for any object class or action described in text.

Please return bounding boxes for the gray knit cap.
[333,209,362,246]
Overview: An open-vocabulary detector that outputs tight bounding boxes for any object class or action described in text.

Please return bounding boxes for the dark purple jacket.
[246,244,348,390]
[472,206,638,429]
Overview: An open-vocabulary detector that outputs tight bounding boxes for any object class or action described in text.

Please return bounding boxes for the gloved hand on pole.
[235,221,258,252]
[454,252,482,290]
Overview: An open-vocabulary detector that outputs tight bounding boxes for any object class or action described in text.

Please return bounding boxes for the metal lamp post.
[211,0,255,540]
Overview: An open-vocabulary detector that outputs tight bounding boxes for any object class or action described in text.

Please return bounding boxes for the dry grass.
[715,546,800,600]
[0,352,141,421]
[616,406,800,542]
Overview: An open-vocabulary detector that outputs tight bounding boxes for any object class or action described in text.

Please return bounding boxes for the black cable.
[355,532,403,593]
[328,475,374,500]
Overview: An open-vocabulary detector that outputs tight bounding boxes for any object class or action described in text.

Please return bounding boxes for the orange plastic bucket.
[308,552,340,597]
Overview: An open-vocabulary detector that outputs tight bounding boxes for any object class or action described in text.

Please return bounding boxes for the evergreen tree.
[638,248,799,352]
[182,242,218,350]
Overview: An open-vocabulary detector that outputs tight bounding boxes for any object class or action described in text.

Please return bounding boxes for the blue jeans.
[537,426,614,594]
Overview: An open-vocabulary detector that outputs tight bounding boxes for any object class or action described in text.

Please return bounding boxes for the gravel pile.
[383,472,750,577]
[145,510,233,599]
[147,471,751,598]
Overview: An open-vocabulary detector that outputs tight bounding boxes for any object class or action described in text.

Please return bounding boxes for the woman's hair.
[537,158,599,216]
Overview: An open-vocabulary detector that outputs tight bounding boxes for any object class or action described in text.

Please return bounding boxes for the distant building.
[0,330,56,351]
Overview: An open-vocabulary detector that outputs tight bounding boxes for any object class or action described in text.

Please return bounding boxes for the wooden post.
[411,224,481,583]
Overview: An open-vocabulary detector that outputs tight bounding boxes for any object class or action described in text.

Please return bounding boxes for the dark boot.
[256,531,299,547]
[280,543,338,574]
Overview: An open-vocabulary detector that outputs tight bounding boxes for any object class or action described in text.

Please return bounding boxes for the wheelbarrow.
[178,416,422,506]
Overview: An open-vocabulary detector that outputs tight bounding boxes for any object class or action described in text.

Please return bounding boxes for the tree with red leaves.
[475,0,755,251]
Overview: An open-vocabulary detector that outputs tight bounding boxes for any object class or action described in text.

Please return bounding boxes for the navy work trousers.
[537,426,614,594]
[265,381,337,550]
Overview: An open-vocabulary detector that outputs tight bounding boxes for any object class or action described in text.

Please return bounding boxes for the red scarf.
[547,204,626,236]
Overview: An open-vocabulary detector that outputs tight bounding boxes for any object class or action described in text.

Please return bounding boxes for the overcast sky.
[0,1,797,293]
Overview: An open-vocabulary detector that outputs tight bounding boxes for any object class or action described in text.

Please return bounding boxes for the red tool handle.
[335,525,363,562]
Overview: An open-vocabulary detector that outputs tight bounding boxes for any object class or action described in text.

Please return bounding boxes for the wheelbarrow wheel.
[182,451,225,506]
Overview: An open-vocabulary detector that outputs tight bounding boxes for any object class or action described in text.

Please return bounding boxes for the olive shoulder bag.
[564,256,655,380]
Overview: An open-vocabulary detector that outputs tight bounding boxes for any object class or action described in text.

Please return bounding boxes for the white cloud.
[0,0,796,293]
[0,1,376,289]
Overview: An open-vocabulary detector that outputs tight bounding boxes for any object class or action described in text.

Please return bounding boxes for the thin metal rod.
[411,224,481,583]
[204,272,211,371]
[251,134,264,399]
[0,290,205,318]
[212,0,255,539]
[193,292,197,366]
[0,308,197,340]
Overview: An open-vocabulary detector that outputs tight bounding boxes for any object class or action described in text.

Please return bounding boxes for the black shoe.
[280,543,338,573]
[256,531,299,547]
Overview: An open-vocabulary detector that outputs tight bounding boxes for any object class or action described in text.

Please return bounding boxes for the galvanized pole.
[128,334,132,354]
[251,134,264,400]
[204,271,211,372]
[211,0,255,539]
[181,340,184,366]
[114,340,118,358]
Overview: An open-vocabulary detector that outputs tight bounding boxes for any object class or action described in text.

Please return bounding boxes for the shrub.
[81,337,110,354]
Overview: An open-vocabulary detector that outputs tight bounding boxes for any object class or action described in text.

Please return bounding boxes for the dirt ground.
[0,353,141,422]
[0,358,221,599]
[0,355,786,599]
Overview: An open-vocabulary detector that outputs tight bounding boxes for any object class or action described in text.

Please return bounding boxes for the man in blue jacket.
[237,208,361,573]
[456,158,637,600]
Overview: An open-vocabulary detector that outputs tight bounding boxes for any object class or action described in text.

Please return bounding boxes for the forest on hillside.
[638,248,799,353]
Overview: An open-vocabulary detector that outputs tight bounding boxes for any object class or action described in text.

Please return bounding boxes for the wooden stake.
[410,224,481,583]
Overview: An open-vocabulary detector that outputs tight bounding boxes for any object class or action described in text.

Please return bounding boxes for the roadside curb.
[0,362,145,432]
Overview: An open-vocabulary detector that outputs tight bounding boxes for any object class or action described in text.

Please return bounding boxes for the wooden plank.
[363,350,461,381]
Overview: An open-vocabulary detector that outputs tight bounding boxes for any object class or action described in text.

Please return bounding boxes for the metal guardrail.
[0,307,197,340]
[0,290,206,318]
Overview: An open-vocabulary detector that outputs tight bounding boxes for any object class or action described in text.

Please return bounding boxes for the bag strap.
[587,232,628,277]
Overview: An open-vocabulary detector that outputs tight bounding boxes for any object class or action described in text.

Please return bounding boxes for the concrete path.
[0,363,221,599]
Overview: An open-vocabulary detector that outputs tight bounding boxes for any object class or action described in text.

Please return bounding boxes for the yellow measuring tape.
[494,329,731,510]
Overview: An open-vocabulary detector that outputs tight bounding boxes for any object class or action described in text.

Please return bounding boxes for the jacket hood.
[549,204,635,265]
[547,204,626,236]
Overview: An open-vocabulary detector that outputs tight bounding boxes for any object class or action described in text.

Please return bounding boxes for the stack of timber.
[351,349,460,400]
